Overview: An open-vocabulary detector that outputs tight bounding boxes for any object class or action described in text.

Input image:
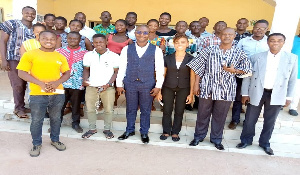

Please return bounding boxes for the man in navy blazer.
[236,33,298,155]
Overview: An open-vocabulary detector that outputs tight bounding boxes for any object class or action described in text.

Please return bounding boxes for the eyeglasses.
[253,27,267,31]
[135,31,149,35]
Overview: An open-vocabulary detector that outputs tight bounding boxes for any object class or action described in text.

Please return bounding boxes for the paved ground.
[0,131,300,175]
[1,70,300,174]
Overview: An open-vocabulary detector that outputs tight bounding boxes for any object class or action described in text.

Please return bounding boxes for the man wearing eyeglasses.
[116,25,164,143]
[228,19,270,130]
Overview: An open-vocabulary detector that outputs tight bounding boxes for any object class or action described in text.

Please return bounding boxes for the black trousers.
[231,77,243,123]
[162,86,190,135]
[240,90,281,147]
[194,97,232,144]
[61,88,84,127]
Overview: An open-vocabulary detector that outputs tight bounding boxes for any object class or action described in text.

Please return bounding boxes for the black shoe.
[141,134,149,143]
[185,104,193,111]
[228,121,238,130]
[118,132,135,140]
[259,145,274,155]
[289,109,299,116]
[172,135,180,142]
[236,142,252,149]
[189,139,203,146]
[72,125,83,133]
[159,134,169,140]
[210,141,225,150]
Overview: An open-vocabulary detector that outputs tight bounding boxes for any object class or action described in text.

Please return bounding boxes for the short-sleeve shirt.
[83,48,119,87]
[93,24,115,35]
[156,29,177,40]
[60,33,86,50]
[148,36,166,47]
[198,34,221,52]
[233,31,251,46]
[22,39,41,51]
[0,20,34,61]
[17,49,69,95]
[56,47,88,90]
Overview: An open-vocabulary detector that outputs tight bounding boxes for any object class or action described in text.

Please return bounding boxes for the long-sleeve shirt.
[116,43,164,88]
[187,45,252,101]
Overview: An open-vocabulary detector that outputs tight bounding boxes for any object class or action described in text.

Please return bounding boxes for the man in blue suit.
[236,33,298,155]
[116,25,164,143]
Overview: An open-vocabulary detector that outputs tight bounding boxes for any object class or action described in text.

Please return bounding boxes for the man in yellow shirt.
[17,30,70,157]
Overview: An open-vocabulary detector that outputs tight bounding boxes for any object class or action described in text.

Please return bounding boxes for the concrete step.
[0,119,300,159]
[1,100,300,135]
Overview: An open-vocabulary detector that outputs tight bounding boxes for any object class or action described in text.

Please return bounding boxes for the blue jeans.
[29,95,65,146]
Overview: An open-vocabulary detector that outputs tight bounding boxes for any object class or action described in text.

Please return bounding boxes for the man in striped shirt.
[56,31,88,133]
[188,28,252,150]
[0,6,36,118]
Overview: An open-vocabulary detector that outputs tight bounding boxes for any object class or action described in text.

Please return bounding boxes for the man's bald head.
[220,27,236,45]
[221,27,235,34]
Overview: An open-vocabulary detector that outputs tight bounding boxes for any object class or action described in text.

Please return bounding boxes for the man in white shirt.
[236,33,298,155]
[125,12,137,42]
[116,25,164,143]
[228,20,270,130]
[65,12,96,42]
[81,34,119,139]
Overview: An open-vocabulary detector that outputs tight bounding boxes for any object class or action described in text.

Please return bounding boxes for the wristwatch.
[107,82,113,87]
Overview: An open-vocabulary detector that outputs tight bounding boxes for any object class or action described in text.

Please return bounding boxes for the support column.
[12,0,37,22]
[270,0,300,51]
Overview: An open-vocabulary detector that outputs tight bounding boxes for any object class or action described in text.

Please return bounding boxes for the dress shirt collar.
[268,50,281,58]
[249,35,268,41]
[135,42,149,49]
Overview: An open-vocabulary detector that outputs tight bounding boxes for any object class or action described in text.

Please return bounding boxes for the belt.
[264,88,272,92]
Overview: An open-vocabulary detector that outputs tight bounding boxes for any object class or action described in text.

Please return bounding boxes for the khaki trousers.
[85,86,115,130]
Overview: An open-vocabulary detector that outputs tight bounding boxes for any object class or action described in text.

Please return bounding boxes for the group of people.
[0,6,299,157]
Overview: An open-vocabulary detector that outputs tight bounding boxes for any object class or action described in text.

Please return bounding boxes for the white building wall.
[12,0,37,22]
[270,0,300,51]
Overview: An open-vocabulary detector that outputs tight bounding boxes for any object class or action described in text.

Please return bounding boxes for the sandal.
[80,108,84,117]
[14,110,29,119]
[160,134,169,140]
[63,107,72,115]
[172,135,180,142]
[24,108,31,113]
[103,130,114,139]
[82,130,97,139]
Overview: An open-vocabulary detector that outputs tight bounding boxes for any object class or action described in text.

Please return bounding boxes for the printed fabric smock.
[187,45,252,101]
[56,47,88,90]
[0,20,34,61]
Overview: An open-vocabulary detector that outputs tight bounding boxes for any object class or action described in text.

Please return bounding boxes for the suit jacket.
[163,53,193,88]
[241,51,298,106]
